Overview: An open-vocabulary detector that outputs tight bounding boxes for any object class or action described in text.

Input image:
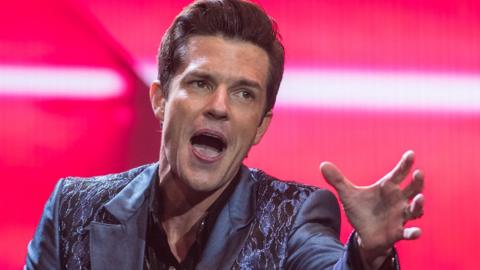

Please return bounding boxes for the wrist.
[356,234,393,270]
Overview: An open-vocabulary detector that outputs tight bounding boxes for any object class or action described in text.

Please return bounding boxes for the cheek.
[234,115,262,144]
[162,98,197,147]
[161,104,183,145]
[169,91,199,116]
[164,97,190,124]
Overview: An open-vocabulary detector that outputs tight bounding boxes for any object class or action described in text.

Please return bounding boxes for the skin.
[321,150,425,269]
[149,35,272,261]
[149,35,425,269]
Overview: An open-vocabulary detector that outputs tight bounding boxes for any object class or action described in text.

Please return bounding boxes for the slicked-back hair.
[157,0,285,113]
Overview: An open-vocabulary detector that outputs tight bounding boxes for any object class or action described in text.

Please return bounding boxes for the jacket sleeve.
[25,180,64,270]
[285,189,399,270]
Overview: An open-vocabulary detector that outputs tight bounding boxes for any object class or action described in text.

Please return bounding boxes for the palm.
[320,151,424,255]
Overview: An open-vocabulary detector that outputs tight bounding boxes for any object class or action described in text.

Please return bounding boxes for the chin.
[182,173,225,193]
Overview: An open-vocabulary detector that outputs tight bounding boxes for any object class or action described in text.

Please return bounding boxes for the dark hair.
[157,0,285,113]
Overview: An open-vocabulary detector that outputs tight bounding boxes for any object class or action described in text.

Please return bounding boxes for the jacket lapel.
[196,166,257,269]
[88,163,256,270]
[89,164,158,270]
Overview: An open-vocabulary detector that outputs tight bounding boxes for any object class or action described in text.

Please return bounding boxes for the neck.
[156,152,233,262]
[157,160,230,221]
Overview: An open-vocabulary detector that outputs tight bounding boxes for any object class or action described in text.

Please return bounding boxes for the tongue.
[192,143,222,159]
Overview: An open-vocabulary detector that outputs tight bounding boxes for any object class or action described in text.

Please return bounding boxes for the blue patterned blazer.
[26,163,398,270]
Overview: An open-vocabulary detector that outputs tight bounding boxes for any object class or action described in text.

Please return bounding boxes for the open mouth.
[190,130,227,161]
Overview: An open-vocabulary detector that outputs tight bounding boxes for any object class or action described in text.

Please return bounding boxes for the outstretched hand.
[320,150,425,262]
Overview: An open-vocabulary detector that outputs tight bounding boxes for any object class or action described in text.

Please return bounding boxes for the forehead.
[177,35,270,89]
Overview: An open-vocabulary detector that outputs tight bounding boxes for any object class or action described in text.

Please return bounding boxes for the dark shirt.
[144,171,241,270]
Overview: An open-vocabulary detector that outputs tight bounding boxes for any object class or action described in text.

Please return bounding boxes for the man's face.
[151,35,272,192]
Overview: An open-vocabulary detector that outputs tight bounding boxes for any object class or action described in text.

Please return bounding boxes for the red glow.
[1,0,479,269]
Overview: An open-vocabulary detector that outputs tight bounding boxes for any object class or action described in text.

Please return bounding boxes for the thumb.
[320,162,353,195]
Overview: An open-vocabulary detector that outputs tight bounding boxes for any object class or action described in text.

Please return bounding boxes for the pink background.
[1,0,479,269]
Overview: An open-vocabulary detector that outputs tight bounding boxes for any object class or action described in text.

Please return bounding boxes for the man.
[26,0,425,269]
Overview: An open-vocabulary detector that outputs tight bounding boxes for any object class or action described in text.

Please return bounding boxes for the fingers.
[403,170,424,199]
[403,227,422,240]
[320,162,354,195]
[409,193,425,219]
[385,150,415,185]
[402,193,424,244]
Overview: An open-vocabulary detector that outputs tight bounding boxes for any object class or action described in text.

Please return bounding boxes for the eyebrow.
[185,71,216,84]
[185,71,264,91]
[232,79,263,91]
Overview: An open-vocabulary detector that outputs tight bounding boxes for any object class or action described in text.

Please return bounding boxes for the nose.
[204,86,229,121]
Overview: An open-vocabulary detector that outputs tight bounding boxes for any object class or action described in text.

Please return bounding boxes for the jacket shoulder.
[234,168,327,268]
[59,164,153,221]
[56,164,154,268]
[250,168,339,232]
[249,168,320,202]
[61,164,151,200]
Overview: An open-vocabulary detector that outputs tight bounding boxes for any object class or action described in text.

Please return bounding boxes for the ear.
[149,81,166,121]
[253,110,273,145]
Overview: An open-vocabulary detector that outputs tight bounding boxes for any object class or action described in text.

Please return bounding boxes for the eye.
[237,89,255,101]
[241,91,253,99]
[191,80,208,89]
